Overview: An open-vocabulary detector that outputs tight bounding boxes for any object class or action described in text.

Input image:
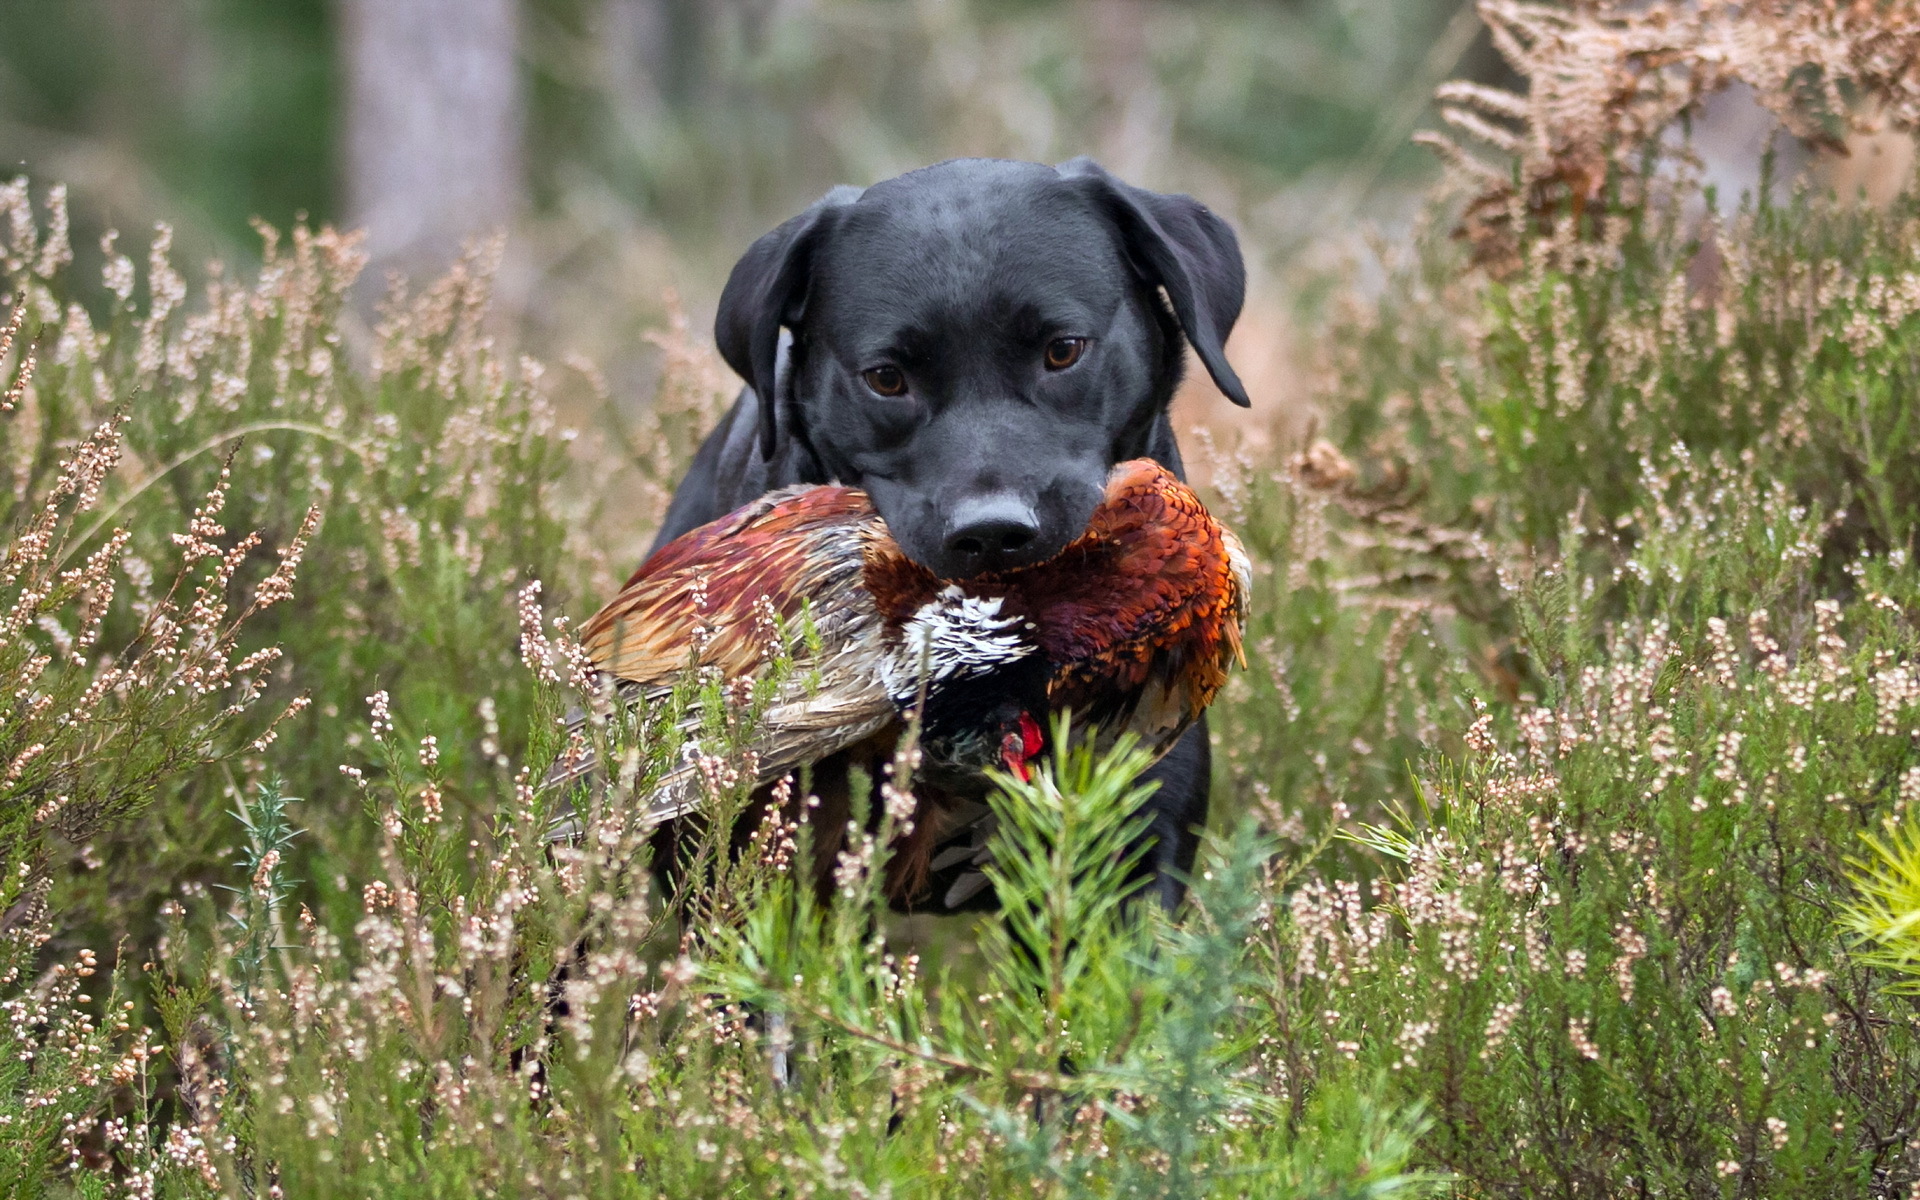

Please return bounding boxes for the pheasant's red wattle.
[1017,711,1044,760]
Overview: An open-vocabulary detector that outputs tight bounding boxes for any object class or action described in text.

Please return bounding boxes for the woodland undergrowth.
[3,2,1920,1196]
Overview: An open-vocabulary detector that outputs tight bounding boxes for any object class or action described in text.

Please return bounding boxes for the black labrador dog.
[652,156,1249,909]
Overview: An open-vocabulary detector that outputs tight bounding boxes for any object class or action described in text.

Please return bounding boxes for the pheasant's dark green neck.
[912,655,1050,792]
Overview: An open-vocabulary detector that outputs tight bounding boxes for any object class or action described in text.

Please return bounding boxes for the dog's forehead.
[812,164,1129,333]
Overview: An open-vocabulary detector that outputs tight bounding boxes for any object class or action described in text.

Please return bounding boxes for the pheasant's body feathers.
[550,459,1248,907]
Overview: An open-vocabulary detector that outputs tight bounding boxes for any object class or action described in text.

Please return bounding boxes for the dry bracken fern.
[1423,0,1920,270]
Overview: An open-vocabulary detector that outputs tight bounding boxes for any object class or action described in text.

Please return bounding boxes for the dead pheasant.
[550,458,1248,908]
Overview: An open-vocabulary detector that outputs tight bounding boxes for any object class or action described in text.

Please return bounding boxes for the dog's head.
[715,157,1248,580]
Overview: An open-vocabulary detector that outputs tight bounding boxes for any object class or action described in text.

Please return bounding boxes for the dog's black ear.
[715,187,861,458]
[1059,157,1250,408]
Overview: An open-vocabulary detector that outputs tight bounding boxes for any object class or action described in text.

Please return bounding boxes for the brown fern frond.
[1426,0,1920,272]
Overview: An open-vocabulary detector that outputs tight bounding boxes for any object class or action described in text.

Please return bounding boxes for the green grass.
[5,107,1920,1198]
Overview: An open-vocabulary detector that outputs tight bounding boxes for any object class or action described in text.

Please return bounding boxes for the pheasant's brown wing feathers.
[581,486,883,686]
[558,485,905,825]
[606,676,899,828]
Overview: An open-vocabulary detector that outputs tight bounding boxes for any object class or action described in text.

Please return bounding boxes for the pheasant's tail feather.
[1223,609,1247,670]
[541,675,898,845]
[543,771,711,846]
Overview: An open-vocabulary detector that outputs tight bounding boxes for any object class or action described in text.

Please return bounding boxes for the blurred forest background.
[6,0,1909,442]
[0,0,1517,443]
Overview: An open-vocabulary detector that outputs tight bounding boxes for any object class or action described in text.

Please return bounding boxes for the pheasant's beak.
[1000,711,1045,782]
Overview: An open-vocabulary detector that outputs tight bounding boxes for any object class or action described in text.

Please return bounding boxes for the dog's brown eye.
[1044,337,1087,370]
[863,365,907,397]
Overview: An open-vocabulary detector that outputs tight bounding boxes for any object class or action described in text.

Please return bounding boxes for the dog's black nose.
[941,495,1043,574]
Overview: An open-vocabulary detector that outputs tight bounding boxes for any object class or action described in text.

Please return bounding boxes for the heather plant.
[1188,7,1920,1194]
[0,286,317,1199]
[0,183,600,954]
[1252,455,1920,1194]
[1315,179,1920,558]
[0,308,312,921]
[0,612,1423,1199]
[0,912,154,1194]
[125,701,1429,1199]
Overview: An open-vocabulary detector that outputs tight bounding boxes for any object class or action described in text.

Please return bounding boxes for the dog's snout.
[941,496,1044,574]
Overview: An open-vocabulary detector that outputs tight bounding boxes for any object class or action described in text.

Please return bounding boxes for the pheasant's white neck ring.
[880,585,1034,704]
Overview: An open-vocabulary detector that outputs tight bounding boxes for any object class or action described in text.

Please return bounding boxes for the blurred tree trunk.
[341,0,522,274]
[597,0,708,110]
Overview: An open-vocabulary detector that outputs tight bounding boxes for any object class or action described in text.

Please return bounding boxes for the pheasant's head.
[918,700,1044,795]
[998,710,1045,783]
[912,651,1051,796]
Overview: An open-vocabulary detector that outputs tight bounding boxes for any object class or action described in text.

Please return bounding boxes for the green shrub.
[1189,155,1920,1197]
[1256,455,1920,1194]
[95,695,1432,1197]
[0,195,603,955]
[1842,819,1920,991]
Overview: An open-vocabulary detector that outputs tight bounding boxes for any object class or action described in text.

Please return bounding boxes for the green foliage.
[1842,818,1920,991]
[1193,152,1920,1196]
[33,694,1422,1197]
[221,779,299,1006]
[1255,460,1920,1194]
[701,722,1430,1199]
[0,189,592,958]
[0,917,134,1198]
[0,326,303,921]
[1316,180,1920,563]
[9,16,1920,1197]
